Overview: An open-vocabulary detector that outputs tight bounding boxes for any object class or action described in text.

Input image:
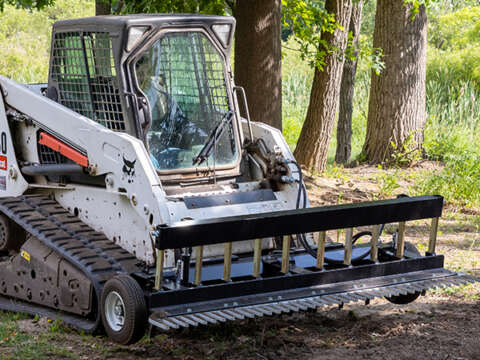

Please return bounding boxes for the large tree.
[234,0,282,131]
[362,0,427,164]
[335,0,363,165]
[293,0,353,172]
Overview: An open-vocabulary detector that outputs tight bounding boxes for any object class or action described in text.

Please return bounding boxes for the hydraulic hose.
[288,160,383,263]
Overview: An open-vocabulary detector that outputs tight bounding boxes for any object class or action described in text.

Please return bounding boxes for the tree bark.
[96,0,111,15]
[234,0,282,131]
[363,1,427,164]
[335,0,363,165]
[293,0,353,172]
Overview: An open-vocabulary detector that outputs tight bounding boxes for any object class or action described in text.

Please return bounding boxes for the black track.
[0,195,140,332]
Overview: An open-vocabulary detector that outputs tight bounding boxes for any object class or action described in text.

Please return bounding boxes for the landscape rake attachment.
[148,195,477,330]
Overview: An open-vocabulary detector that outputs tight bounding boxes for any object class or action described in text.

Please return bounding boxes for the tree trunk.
[96,0,111,15]
[293,0,353,172]
[234,0,282,131]
[363,1,427,164]
[335,0,363,165]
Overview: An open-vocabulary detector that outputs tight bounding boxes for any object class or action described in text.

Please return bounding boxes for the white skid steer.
[0,14,475,344]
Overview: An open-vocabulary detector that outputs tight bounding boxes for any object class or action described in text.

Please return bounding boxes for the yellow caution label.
[21,250,30,262]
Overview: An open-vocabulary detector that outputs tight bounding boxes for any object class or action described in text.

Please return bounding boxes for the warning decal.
[21,250,30,262]
[0,155,6,171]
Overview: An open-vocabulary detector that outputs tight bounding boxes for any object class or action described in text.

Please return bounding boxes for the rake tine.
[149,318,171,331]
[177,315,199,327]
[185,314,208,325]
[168,317,189,328]
[223,309,245,320]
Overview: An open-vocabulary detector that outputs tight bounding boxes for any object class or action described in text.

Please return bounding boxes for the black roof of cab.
[53,14,235,32]
[52,14,236,54]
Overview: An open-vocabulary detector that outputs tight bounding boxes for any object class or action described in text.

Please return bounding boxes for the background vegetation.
[0,0,479,206]
[282,1,480,207]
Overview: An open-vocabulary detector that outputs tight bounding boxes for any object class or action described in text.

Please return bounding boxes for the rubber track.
[0,195,140,332]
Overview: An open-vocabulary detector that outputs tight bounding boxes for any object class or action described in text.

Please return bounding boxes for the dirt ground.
[1,163,479,360]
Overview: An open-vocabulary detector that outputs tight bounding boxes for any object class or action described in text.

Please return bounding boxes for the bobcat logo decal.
[122,156,136,183]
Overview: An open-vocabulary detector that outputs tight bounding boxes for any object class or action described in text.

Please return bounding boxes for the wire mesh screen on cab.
[50,31,125,132]
[136,31,237,170]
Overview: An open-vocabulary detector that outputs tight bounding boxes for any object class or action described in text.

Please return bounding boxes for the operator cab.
[46,14,240,182]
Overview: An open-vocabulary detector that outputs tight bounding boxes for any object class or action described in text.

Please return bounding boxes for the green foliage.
[428,6,480,90]
[281,0,337,70]
[282,38,313,150]
[418,77,480,206]
[48,317,69,333]
[429,6,480,49]
[121,0,228,15]
[375,166,401,198]
[0,0,94,83]
[424,81,480,158]
[414,154,480,207]
[0,0,54,12]
[387,133,422,167]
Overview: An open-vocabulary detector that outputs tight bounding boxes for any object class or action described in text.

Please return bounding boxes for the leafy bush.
[414,154,480,207]
[427,6,480,90]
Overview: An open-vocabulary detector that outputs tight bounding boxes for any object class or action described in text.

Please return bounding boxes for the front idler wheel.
[101,275,148,344]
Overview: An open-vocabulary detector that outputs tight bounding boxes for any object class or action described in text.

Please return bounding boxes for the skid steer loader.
[0,14,476,344]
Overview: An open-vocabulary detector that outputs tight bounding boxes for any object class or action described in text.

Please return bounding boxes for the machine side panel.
[0,91,28,196]
[0,76,171,264]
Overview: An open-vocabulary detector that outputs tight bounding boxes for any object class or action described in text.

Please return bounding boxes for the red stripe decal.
[38,132,89,168]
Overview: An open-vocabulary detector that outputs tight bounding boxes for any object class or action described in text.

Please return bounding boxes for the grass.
[0,312,78,360]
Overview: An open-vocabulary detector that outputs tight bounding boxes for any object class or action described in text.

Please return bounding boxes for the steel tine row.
[150,274,475,331]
